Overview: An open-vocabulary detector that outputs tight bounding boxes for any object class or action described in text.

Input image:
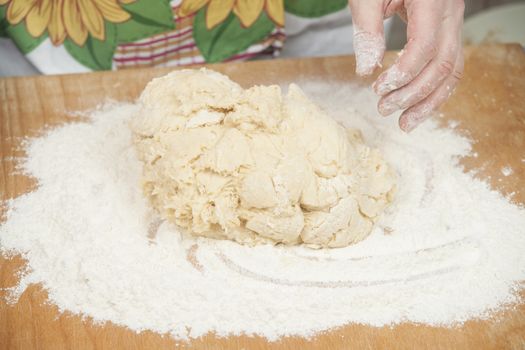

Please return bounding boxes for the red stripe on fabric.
[120,28,193,48]
[113,42,197,63]
[225,52,261,62]
[172,9,195,23]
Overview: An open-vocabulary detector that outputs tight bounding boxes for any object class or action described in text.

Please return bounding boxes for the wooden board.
[1,44,524,350]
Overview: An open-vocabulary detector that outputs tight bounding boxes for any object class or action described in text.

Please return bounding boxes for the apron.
[0,0,349,74]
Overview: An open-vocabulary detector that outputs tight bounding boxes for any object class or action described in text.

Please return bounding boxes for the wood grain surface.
[1,44,524,350]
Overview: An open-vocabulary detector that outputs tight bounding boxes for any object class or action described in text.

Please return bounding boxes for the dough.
[132,68,396,248]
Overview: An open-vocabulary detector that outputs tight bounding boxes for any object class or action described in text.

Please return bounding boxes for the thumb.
[349,1,386,76]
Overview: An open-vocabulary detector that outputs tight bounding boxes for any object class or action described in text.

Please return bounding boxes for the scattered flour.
[447,120,460,129]
[1,83,525,341]
[501,166,513,177]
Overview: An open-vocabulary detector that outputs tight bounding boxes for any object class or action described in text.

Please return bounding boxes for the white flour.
[352,26,384,76]
[1,82,524,341]
[501,166,513,177]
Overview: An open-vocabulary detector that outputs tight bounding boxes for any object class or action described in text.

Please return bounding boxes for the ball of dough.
[132,68,396,248]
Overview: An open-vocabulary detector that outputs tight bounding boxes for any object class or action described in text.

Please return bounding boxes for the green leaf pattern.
[193,10,274,63]
[1,4,47,53]
[0,5,7,38]
[117,0,175,44]
[0,0,175,69]
[64,22,117,70]
[1,0,349,69]
[284,0,348,18]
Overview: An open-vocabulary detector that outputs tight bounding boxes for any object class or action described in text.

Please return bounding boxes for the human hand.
[349,0,465,132]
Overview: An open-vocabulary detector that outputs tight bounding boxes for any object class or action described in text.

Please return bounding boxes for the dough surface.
[132,69,396,248]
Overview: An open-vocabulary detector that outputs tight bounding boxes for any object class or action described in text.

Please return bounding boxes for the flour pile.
[1,80,525,341]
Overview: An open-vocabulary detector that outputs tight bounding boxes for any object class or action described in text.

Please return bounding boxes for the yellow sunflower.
[178,0,284,29]
[0,0,135,46]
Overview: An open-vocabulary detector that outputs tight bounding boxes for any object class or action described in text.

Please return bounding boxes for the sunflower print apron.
[0,0,348,73]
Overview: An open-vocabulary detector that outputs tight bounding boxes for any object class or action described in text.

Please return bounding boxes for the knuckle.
[401,92,424,109]
[353,30,382,44]
[353,30,367,40]
[407,38,438,61]
[401,41,438,79]
[451,64,464,81]
[452,69,463,81]
[437,59,455,76]
[403,69,416,83]
[420,41,438,58]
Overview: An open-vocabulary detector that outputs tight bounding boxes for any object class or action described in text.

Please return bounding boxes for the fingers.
[372,1,448,95]
[377,12,462,116]
[384,0,406,22]
[349,0,386,76]
[398,49,464,132]
[372,0,466,132]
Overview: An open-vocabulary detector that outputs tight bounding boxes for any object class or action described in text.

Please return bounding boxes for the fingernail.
[373,66,407,96]
[401,109,432,133]
[375,81,397,96]
[403,116,419,133]
[354,30,385,77]
[378,101,399,116]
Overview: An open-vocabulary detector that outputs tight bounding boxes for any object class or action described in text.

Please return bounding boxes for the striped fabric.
[113,3,286,69]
